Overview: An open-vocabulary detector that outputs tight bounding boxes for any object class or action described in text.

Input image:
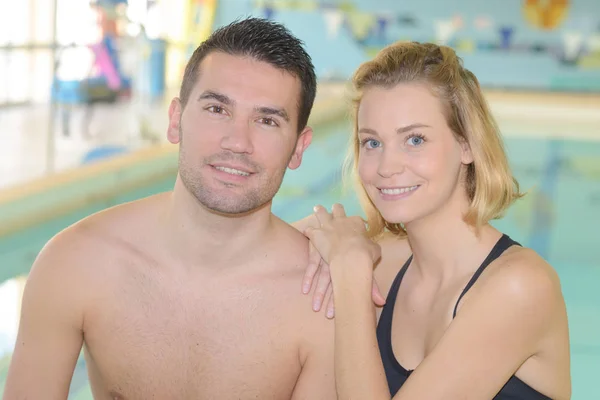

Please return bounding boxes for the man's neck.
[163,177,274,269]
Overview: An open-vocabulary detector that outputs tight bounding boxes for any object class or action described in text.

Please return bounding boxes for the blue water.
[0,119,598,398]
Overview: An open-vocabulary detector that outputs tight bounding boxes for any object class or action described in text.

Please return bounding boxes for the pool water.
[0,119,598,399]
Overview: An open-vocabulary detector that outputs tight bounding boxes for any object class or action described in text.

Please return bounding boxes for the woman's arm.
[302,204,391,398]
[330,251,391,400]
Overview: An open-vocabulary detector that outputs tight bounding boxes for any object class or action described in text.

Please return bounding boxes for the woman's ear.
[460,138,474,165]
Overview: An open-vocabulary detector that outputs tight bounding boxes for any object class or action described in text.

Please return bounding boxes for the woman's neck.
[403,198,502,283]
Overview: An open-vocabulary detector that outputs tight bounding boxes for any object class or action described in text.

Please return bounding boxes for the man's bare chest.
[81,277,302,399]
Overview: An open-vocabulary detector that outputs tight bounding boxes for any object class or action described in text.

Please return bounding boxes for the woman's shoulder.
[487,245,562,295]
[465,244,566,324]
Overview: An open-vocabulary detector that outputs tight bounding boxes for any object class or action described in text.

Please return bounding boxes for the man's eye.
[207,106,224,114]
[260,118,278,126]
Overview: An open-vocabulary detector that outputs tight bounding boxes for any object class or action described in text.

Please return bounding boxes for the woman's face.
[356,83,473,226]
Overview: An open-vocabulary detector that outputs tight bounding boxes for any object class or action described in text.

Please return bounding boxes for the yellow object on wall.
[186,0,218,46]
[523,0,570,30]
[164,0,218,94]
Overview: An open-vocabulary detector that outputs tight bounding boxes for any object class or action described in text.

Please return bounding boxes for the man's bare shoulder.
[34,193,168,277]
[265,216,331,319]
[268,216,311,272]
[18,195,165,335]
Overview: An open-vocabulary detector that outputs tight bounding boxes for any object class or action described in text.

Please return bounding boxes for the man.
[4,18,336,399]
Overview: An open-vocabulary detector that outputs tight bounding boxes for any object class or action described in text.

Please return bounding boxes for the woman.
[296,41,571,399]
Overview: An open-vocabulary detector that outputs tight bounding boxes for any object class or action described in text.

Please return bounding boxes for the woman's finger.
[331,203,346,218]
[313,205,332,226]
[302,243,321,294]
[312,260,331,312]
[292,213,319,233]
[372,280,386,306]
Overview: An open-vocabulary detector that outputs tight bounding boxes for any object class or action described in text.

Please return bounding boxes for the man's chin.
[199,198,272,218]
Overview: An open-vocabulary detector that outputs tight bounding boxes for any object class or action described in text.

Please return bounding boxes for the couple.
[4,17,570,400]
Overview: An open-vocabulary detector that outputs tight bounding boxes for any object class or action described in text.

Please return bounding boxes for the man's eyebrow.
[197,90,234,105]
[255,106,290,122]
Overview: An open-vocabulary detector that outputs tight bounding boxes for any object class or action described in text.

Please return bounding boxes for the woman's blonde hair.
[344,41,524,239]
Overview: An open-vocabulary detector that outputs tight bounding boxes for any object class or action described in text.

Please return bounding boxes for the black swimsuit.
[376,234,552,399]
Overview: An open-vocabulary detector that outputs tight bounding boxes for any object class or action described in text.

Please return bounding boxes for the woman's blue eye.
[364,139,381,149]
[408,135,424,146]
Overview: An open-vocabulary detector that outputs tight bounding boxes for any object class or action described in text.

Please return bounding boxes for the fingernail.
[313,299,321,311]
[302,283,310,294]
[327,309,334,318]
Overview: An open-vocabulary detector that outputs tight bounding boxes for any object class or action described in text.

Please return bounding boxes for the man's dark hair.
[179,17,317,132]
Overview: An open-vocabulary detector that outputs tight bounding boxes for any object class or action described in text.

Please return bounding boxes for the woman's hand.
[305,204,381,268]
[293,213,335,309]
[294,205,385,318]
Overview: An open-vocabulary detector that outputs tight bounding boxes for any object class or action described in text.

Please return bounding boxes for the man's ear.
[288,126,313,170]
[167,98,183,144]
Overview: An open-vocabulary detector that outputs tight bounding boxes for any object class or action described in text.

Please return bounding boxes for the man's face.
[167,52,312,215]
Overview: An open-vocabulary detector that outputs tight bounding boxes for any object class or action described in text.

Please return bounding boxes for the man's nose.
[220,120,254,154]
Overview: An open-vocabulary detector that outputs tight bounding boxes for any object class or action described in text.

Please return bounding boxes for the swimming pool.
[0,118,598,398]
